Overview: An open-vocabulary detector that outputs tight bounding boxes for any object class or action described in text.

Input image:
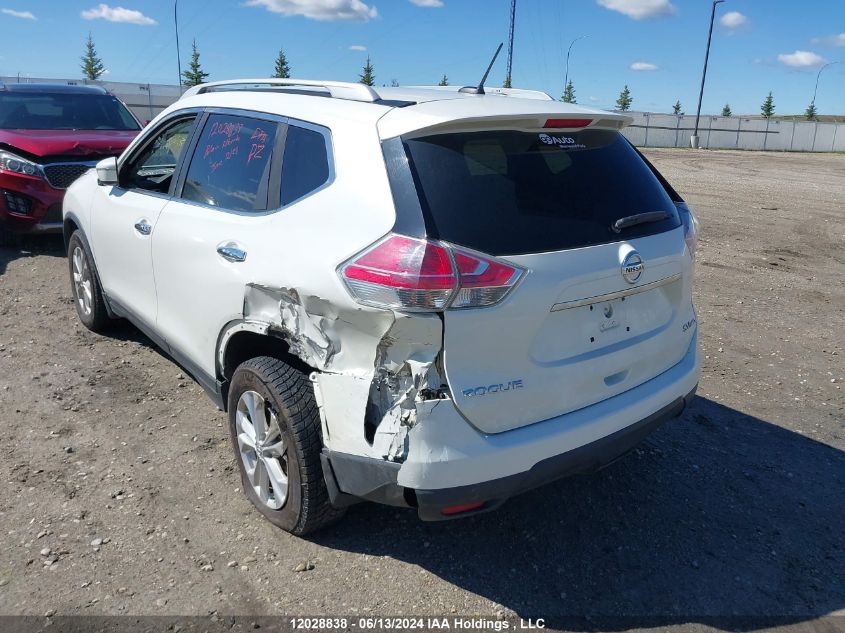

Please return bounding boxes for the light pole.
[563,35,588,95]
[175,0,182,89]
[811,61,839,107]
[692,0,725,149]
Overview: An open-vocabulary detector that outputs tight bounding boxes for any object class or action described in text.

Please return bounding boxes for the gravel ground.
[0,149,843,630]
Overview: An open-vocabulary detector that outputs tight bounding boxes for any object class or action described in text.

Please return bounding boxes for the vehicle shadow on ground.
[0,234,65,276]
[314,396,845,629]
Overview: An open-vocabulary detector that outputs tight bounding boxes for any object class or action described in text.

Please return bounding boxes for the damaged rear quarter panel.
[215,120,448,464]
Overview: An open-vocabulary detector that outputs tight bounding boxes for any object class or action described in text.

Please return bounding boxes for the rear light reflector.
[544,118,592,129]
[678,203,699,259]
[441,501,485,516]
[339,234,525,311]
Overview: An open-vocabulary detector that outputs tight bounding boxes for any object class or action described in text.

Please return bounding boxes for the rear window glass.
[400,129,680,256]
[0,93,139,131]
[182,114,277,212]
[280,125,330,206]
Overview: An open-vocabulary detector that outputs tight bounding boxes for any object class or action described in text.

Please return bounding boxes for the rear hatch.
[381,114,694,434]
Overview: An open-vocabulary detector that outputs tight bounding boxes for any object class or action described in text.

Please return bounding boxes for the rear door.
[396,127,695,433]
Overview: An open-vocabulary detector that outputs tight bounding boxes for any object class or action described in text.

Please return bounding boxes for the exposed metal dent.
[367,315,445,462]
[243,284,341,370]
[222,284,447,464]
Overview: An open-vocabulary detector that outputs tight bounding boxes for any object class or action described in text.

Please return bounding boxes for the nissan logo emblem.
[621,251,644,284]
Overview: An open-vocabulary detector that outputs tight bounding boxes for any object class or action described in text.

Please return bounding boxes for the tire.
[67,231,111,333]
[227,356,345,535]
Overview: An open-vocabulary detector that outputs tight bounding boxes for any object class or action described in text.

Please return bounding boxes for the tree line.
[79,34,825,120]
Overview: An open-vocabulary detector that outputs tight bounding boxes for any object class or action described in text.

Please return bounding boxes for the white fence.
[621,111,845,152]
[4,77,843,152]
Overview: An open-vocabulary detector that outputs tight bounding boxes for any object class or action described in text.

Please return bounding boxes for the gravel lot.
[0,149,843,629]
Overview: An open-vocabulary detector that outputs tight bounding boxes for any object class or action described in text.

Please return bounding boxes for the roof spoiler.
[180,79,380,103]
[407,85,555,101]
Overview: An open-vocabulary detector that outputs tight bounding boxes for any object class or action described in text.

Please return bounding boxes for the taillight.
[450,249,523,308]
[339,234,525,311]
[544,118,592,128]
[678,203,699,258]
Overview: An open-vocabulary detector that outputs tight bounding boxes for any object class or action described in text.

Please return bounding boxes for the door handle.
[217,243,247,263]
[134,220,152,236]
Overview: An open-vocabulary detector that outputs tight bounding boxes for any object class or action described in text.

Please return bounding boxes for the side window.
[280,124,330,206]
[122,116,196,194]
[181,114,278,212]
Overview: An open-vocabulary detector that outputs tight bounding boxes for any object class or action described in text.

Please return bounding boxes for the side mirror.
[96,157,118,186]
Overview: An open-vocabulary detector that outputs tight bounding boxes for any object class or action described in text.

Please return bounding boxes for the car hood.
[0,129,138,158]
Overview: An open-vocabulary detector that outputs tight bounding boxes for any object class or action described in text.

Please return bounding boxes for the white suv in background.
[63,79,700,535]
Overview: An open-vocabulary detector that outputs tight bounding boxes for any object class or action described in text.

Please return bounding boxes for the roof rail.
[407,85,554,101]
[180,78,380,103]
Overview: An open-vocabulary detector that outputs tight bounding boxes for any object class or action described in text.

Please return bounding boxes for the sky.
[0,0,843,116]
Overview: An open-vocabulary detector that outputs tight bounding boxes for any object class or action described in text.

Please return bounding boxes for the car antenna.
[459,42,504,95]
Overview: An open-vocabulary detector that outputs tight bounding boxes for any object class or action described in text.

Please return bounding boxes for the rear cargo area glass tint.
[401,129,680,256]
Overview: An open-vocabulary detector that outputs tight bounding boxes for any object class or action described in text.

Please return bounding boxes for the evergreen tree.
[81,33,105,81]
[273,48,291,79]
[359,56,375,86]
[561,80,576,103]
[182,39,209,87]
[760,91,775,118]
[616,85,632,111]
[805,101,818,120]
[390,79,400,87]
[438,74,449,86]
[672,100,682,115]
[721,103,732,117]
[503,74,512,89]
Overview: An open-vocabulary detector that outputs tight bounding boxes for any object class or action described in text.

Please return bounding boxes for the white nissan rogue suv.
[63,79,700,535]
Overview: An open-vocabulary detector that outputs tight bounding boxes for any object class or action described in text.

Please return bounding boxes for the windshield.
[399,129,680,256]
[0,93,140,131]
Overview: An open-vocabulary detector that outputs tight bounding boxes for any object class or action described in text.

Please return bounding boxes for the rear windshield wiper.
[612,211,670,233]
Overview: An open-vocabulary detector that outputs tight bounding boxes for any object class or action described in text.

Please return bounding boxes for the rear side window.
[398,129,680,256]
[181,114,277,212]
[280,124,330,206]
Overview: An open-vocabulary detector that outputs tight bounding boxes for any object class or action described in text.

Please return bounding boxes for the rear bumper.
[324,386,695,520]
[322,331,700,520]
[413,386,694,520]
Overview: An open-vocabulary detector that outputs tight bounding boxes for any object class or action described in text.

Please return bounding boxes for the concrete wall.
[621,111,845,152]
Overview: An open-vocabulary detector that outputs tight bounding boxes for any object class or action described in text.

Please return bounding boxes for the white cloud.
[1,8,36,19]
[596,0,675,20]
[811,33,845,47]
[719,11,746,29]
[777,50,827,68]
[349,44,367,51]
[81,4,157,25]
[630,61,658,71]
[246,0,377,21]
[409,0,443,6]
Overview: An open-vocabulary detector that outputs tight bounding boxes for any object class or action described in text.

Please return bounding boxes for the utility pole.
[564,35,588,94]
[175,0,182,89]
[505,0,516,88]
[691,0,725,149]
[812,61,839,107]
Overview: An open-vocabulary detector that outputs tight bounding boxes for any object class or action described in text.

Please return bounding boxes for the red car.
[0,82,141,242]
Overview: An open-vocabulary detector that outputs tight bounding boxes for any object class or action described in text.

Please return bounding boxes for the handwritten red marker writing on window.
[247,144,265,163]
[251,128,269,144]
